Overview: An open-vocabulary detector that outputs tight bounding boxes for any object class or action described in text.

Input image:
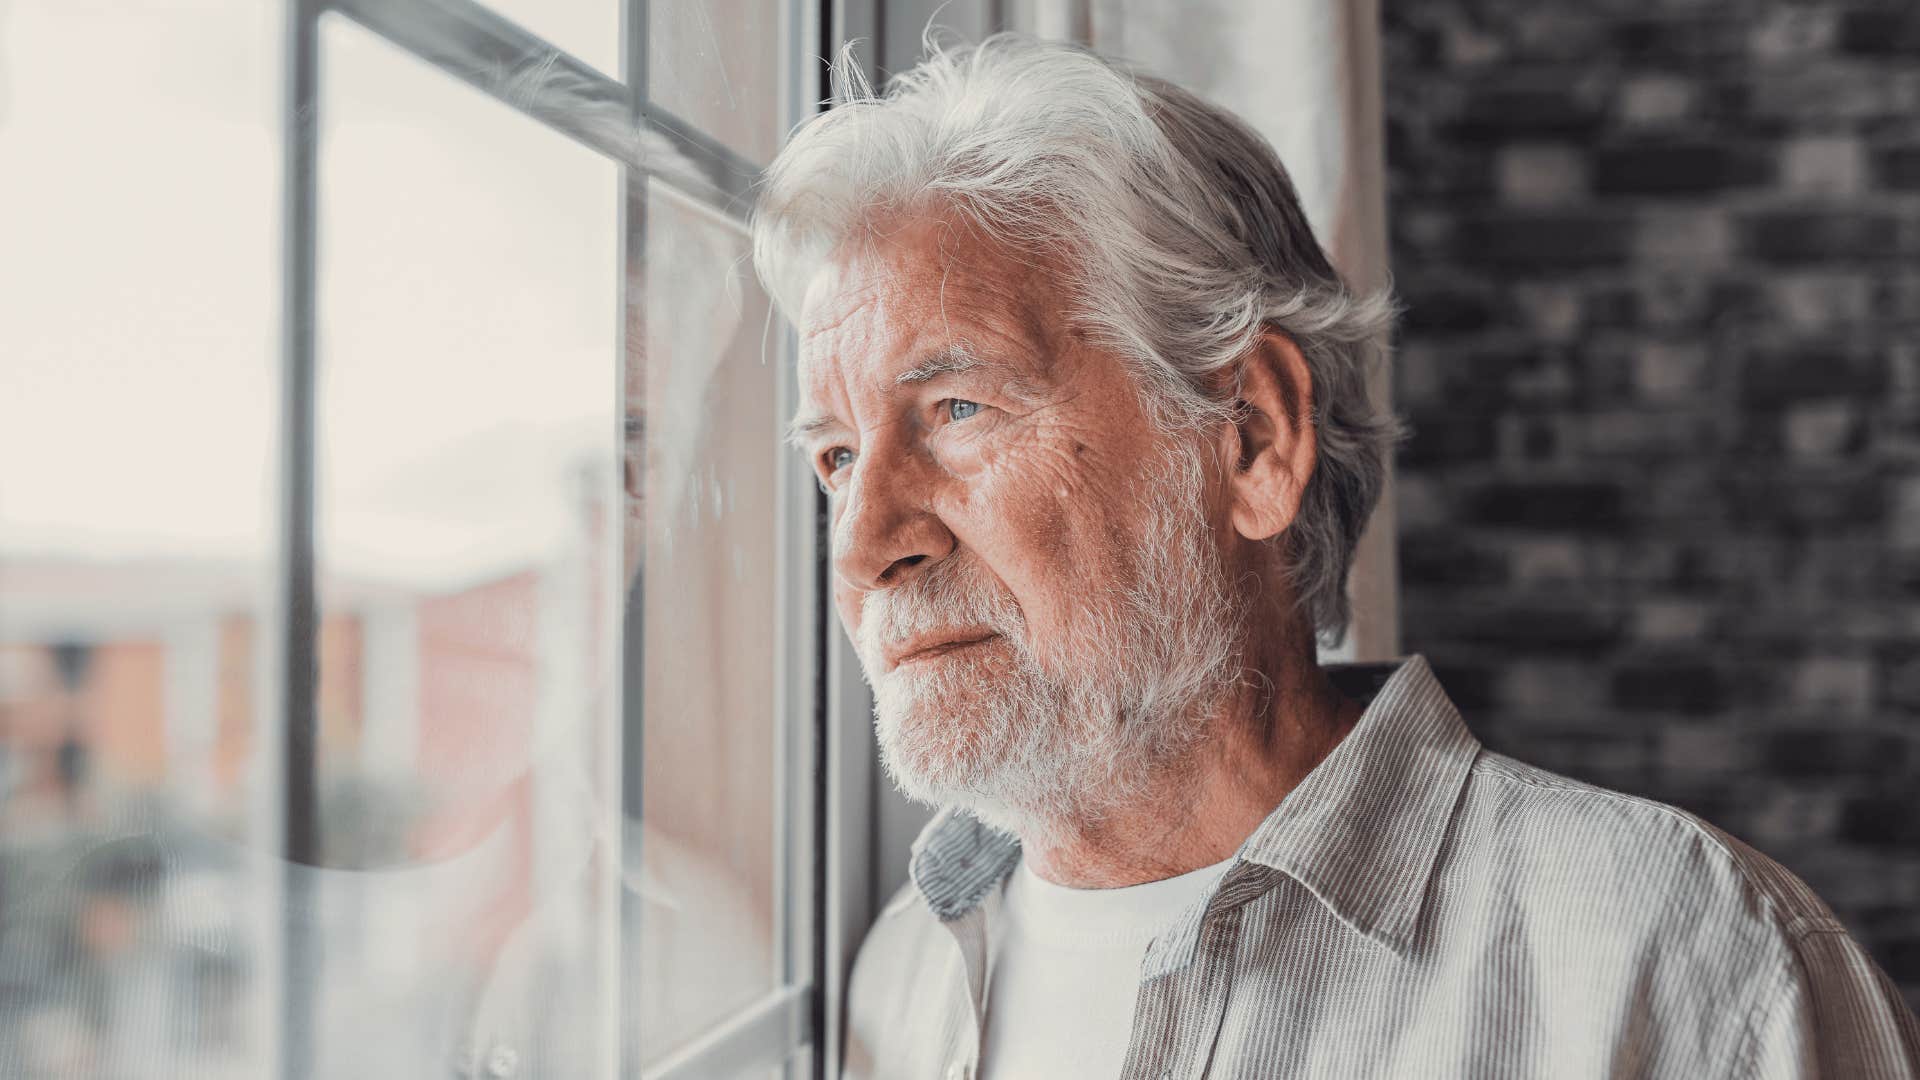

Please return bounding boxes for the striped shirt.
[843,655,1920,1079]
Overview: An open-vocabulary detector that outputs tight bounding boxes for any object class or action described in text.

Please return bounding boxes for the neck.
[1017,614,1362,889]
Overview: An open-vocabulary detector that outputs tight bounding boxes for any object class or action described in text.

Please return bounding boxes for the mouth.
[888,632,1001,670]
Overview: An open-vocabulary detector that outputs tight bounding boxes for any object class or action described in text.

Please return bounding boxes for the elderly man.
[753,34,1920,1080]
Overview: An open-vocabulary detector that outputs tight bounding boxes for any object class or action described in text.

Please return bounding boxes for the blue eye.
[826,447,855,472]
[947,399,981,421]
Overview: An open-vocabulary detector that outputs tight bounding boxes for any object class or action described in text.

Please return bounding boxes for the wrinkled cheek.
[964,482,1079,596]
[941,438,992,477]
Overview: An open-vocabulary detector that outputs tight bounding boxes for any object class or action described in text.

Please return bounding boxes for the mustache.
[857,557,1026,662]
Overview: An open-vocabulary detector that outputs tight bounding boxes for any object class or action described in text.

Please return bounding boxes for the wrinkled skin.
[791,211,1361,887]
[794,215,1225,668]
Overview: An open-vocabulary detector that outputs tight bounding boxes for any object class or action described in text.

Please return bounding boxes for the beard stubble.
[855,440,1249,842]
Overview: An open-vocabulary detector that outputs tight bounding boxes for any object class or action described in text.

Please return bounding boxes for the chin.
[872,665,1079,836]
[874,688,981,790]
[874,709,1074,845]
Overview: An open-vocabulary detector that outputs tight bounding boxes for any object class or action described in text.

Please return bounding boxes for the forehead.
[797,214,1057,383]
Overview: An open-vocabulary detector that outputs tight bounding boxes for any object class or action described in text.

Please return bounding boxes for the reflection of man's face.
[622,199,755,593]
[623,348,647,588]
[791,214,1249,834]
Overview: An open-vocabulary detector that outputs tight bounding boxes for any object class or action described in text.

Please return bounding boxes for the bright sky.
[0,2,619,590]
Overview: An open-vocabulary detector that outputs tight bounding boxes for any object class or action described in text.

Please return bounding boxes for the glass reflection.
[629,183,783,1065]
[487,0,621,76]
[303,15,621,1077]
[648,0,785,164]
[1,2,799,1075]
[0,2,279,1076]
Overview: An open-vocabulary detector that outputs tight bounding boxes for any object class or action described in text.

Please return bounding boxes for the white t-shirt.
[980,853,1235,1080]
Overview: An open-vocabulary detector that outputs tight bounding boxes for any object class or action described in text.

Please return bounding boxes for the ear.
[1220,330,1316,543]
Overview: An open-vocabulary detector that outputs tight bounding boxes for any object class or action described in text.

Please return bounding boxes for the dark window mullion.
[278,2,323,1079]
[620,0,649,1075]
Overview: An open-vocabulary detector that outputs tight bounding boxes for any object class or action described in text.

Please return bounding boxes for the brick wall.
[1381,0,1920,1009]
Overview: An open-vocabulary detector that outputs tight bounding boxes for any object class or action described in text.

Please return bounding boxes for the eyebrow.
[785,345,1042,450]
[894,345,982,384]
[783,413,844,450]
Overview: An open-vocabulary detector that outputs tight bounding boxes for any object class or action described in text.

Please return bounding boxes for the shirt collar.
[907,654,1479,953]
[909,803,1022,922]
[1228,654,1478,952]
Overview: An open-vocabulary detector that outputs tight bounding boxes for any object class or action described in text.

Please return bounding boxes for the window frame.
[276,0,824,1076]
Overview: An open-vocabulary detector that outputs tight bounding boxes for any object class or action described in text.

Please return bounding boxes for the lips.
[886,632,1000,670]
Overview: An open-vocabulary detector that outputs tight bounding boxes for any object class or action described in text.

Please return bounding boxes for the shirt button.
[486,1044,519,1078]
[945,1064,968,1080]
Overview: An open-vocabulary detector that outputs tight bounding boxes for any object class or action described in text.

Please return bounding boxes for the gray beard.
[855,440,1249,846]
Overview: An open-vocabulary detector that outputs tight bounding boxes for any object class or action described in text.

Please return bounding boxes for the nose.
[831,449,956,593]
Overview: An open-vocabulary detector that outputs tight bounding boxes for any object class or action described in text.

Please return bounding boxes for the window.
[0,3,281,1075]
[1,0,822,1076]
[0,2,1275,1077]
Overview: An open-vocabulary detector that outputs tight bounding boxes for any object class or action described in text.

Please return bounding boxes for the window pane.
[0,3,279,1077]
[487,0,621,77]
[310,16,620,1078]
[629,184,785,1065]
[648,0,785,164]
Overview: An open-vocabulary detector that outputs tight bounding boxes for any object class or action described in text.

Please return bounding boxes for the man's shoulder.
[1446,753,1920,1072]
[842,881,967,1078]
[1455,750,1842,947]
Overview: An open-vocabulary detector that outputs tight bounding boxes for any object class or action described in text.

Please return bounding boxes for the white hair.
[752,33,1402,643]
